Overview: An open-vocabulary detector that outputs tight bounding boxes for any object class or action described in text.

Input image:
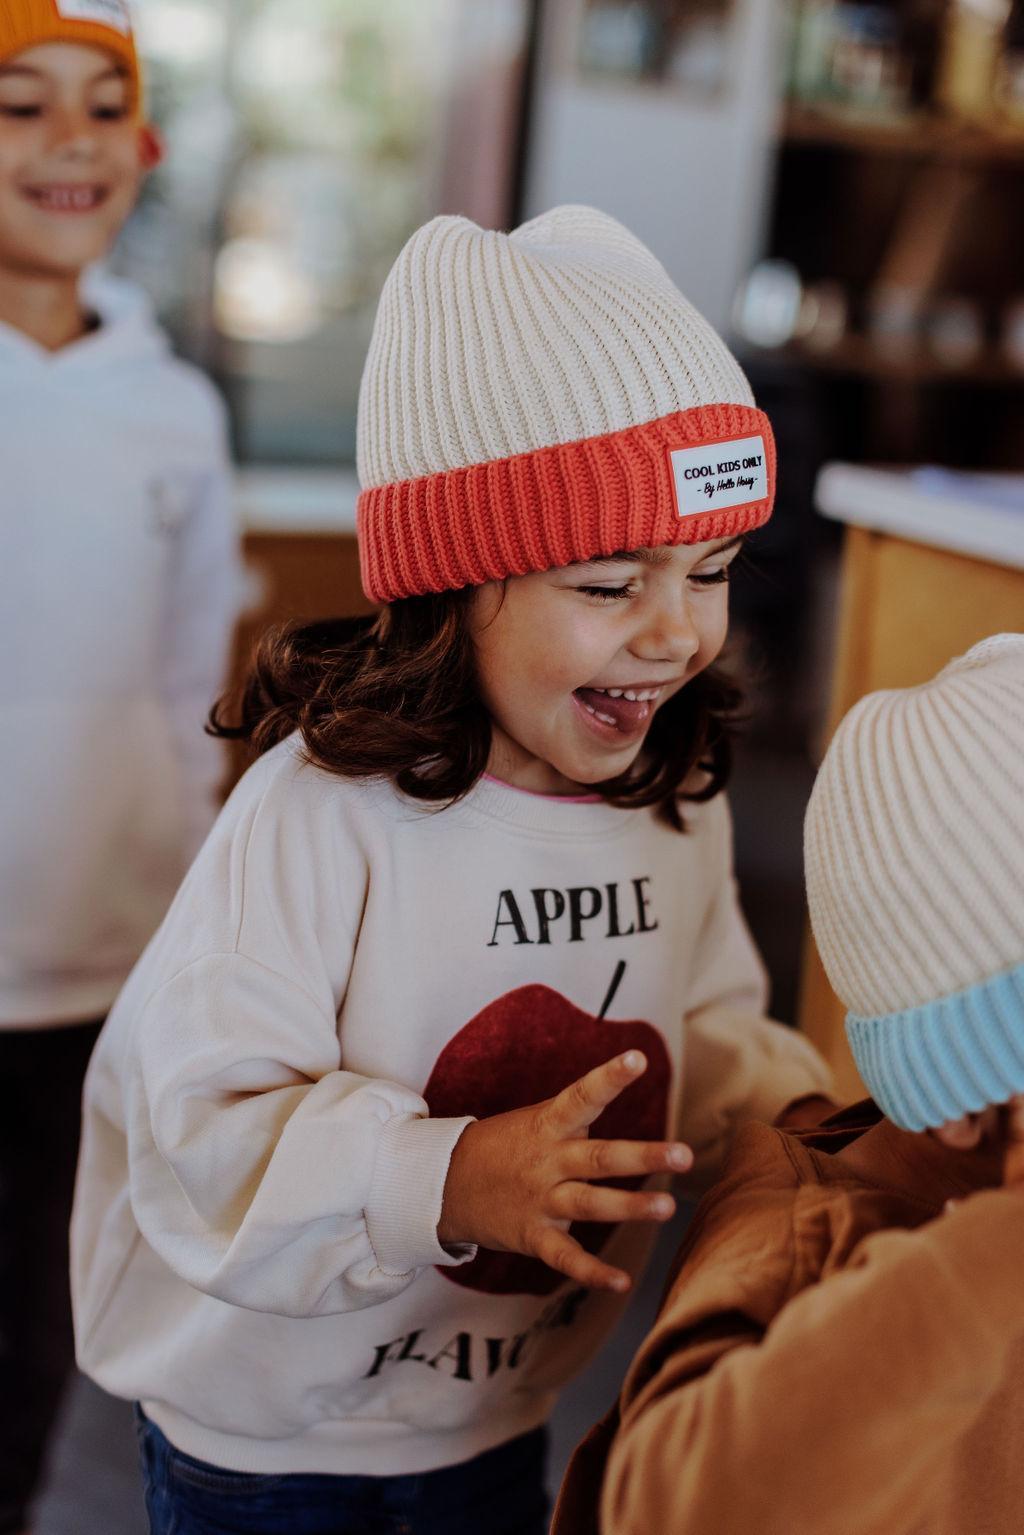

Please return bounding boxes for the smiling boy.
[0,5,241,1531]
[0,1,155,342]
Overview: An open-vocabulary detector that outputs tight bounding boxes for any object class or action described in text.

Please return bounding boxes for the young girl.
[72,205,830,1535]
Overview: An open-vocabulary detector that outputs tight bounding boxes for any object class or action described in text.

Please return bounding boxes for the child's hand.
[1002,1095,1024,1192]
[773,1093,840,1131]
[943,1097,1024,1214]
[437,1050,692,1292]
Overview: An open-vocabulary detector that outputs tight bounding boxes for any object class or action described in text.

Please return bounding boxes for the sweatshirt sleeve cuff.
[365,1112,478,1277]
[678,1015,835,1190]
[738,1024,835,1127]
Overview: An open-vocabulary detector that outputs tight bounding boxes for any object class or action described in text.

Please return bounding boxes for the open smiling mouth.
[573,685,661,736]
[22,185,109,213]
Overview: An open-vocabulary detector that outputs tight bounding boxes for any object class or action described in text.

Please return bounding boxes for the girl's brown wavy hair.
[210,589,743,831]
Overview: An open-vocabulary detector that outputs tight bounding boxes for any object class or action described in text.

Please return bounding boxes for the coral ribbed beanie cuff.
[805,634,1024,1131]
[356,206,775,603]
[0,0,142,114]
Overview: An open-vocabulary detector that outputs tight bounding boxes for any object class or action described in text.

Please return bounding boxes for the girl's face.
[469,535,742,795]
[0,43,145,280]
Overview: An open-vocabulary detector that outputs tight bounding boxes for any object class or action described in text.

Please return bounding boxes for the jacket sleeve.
[600,1189,1024,1535]
[156,394,246,861]
[676,796,832,1178]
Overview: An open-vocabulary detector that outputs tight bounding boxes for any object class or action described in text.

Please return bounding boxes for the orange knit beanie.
[356,205,775,603]
[0,0,142,114]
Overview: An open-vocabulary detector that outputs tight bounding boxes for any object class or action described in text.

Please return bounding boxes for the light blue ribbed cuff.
[846,961,1024,1131]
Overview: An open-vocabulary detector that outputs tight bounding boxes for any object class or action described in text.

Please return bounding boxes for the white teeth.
[583,702,618,726]
[591,686,659,702]
[32,186,102,211]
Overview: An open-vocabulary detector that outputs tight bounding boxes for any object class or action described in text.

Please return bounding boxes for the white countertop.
[236,466,360,534]
[815,463,1024,572]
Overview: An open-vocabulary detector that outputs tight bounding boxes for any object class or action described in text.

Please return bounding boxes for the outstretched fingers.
[550,1182,676,1226]
[534,1227,633,1293]
[562,1135,692,1182]
[546,1051,650,1135]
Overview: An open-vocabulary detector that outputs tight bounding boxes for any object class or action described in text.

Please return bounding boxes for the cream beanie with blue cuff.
[805,634,1024,1131]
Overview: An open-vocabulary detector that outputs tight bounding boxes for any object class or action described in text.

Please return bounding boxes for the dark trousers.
[136,1409,551,1535]
[0,1019,103,1535]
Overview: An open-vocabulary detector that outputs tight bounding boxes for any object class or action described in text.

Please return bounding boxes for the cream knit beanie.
[805,634,1024,1130]
[356,205,775,602]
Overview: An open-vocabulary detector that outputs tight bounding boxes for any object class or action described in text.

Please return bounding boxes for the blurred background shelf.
[780,103,1024,158]
[779,336,1021,382]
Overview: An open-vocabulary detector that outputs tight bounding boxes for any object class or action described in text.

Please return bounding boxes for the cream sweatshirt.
[0,271,242,1027]
[72,737,830,1476]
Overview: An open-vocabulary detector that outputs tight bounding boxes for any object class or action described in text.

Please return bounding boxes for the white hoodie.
[0,272,242,1028]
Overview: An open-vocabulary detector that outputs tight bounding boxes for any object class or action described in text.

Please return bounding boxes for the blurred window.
[119,0,534,465]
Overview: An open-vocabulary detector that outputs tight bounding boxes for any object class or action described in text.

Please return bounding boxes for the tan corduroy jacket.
[553,1103,1024,1535]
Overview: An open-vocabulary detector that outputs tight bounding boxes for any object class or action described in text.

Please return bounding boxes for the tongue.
[576,688,651,732]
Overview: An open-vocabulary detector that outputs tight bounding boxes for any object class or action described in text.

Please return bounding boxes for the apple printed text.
[363,1287,589,1382]
[488,877,659,946]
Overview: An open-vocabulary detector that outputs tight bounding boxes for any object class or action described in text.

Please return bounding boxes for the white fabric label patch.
[54,0,133,36]
[668,435,768,518]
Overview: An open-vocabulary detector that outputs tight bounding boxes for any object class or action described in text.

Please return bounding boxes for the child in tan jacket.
[554,633,1024,1535]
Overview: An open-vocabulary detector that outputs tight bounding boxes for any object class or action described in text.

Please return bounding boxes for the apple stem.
[598,960,627,1021]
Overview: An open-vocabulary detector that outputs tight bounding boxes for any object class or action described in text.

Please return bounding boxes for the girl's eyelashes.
[576,567,732,599]
[572,549,738,600]
[576,584,635,601]
[0,103,43,118]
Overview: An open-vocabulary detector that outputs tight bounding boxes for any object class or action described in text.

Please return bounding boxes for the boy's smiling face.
[0,41,146,278]
[469,536,742,795]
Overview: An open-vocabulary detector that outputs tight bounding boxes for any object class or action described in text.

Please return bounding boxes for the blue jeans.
[135,1408,550,1535]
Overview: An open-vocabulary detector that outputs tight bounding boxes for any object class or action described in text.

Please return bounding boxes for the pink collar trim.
[483,772,602,805]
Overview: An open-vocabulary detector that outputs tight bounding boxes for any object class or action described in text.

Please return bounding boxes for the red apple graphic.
[423,963,671,1295]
